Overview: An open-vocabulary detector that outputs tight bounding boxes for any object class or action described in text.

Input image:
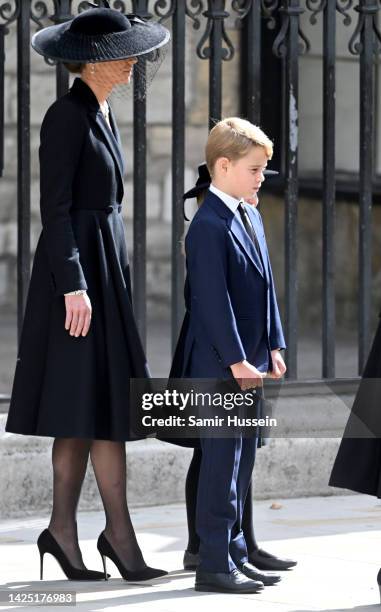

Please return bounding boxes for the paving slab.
[0,494,380,611]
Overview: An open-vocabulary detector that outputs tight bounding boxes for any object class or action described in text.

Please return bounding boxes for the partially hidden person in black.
[329,316,381,600]
[172,161,297,576]
[5,4,170,582]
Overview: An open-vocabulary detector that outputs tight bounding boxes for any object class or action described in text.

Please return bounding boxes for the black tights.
[185,448,258,554]
[48,438,146,571]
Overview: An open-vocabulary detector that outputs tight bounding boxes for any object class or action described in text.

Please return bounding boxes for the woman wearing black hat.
[5,4,170,582]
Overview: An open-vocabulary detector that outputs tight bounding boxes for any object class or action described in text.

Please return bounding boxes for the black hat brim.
[183,181,211,201]
[183,169,279,201]
[31,19,170,63]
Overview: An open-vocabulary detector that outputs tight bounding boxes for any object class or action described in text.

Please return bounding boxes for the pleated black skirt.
[5,206,149,441]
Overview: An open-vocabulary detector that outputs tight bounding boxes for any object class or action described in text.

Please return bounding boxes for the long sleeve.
[256,210,286,351]
[267,250,286,351]
[185,218,246,368]
[39,99,88,296]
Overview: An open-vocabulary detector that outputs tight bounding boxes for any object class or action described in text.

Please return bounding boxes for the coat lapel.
[109,103,124,155]
[69,77,125,192]
[88,109,125,190]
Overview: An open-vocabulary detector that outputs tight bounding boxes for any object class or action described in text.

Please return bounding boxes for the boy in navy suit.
[173,117,286,593]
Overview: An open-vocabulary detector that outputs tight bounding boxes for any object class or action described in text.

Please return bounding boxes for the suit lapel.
[245,204,270,282]
[229,214,265,278]
[205,193,265,278]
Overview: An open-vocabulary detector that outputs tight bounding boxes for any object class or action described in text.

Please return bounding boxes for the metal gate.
[0,0,379,410]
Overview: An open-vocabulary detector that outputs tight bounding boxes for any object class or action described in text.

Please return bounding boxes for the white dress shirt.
[209,183,260,256]
[209,183,242,216]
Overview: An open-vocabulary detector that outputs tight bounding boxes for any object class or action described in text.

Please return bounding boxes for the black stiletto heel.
[37,529,109,581]
[100,553,108,580]
[40,551,44,580]
[97,531,168,581]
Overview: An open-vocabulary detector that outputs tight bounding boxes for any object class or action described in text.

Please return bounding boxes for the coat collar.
[69,77,125,189]
[69,76,100,111]
[203,191,266,279]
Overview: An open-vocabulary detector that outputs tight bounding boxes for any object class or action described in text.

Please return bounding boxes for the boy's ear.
[216,156,230,175]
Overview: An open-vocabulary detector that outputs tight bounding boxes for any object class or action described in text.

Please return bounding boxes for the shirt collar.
[209,183,242,214]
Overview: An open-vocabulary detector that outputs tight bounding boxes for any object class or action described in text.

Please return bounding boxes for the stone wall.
[0,379,354,517]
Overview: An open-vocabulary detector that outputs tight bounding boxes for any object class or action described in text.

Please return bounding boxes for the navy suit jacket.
[170,190,286,379]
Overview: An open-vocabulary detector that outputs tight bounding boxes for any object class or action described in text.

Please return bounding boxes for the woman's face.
[88,57,138,87]
[111,58,138,85]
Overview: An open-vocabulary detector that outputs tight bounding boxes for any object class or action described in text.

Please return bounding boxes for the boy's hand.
[268,349,286,379]
[230,360,266,390]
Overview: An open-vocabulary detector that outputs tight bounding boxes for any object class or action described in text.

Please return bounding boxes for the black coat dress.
[329,317,381,498]
[5,76,149,441]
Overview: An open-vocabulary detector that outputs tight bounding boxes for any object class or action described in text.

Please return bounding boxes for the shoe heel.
[379,583,381,604]
[100,554,108,580]
[39,552,44,581]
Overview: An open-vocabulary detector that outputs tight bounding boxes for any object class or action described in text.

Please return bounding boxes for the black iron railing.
[0,0,379,410]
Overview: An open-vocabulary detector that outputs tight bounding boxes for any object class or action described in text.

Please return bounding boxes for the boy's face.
[215,145,269,205]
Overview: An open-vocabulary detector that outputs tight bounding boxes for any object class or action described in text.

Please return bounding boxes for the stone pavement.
[0,494,380,611]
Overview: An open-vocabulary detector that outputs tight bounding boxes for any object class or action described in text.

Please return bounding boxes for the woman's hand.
[64,293,92,337]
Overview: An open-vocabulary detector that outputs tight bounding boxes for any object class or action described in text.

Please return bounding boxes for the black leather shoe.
[377,568,381,603]
[248,548,297,571]
[238,562,281,585]
[195,568,264,594]
[183,550,199,570]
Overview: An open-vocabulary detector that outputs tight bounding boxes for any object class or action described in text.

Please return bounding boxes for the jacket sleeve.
[39,99,88,296]
[185,218,246,368]
[267,250,286,351]
[256,210,286,351]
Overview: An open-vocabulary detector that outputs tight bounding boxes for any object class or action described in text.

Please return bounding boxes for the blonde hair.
[205,117,273,178]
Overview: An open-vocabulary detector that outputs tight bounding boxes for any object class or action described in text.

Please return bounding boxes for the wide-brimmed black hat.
[31,5,170,63]
[183,162,279,200]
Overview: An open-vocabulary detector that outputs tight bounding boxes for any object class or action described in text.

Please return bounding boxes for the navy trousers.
[196,434,258,573]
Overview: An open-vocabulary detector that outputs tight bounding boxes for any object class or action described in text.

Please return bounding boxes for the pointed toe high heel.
[37,529,109,581]
[97,531,168,581]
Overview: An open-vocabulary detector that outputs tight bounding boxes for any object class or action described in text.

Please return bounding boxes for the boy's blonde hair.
[205,117,273,178]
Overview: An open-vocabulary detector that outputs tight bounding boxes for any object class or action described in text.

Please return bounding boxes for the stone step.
[0,381,353,518]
